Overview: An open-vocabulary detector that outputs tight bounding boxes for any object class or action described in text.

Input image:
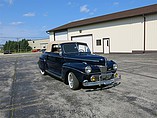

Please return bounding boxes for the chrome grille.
[101,73,113,80]
[98,66,107,73]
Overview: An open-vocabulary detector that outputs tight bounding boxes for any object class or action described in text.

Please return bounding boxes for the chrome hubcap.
[68,73,74,88]
[40,70,45,75]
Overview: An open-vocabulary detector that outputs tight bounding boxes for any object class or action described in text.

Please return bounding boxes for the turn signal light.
[91,76,96,82]
[114,73,118,78]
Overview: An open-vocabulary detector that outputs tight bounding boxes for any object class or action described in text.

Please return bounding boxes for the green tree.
[3,39,32,53]
[19,39,32,52]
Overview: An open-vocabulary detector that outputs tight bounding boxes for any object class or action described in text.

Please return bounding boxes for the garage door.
[72,35,93,52]
[55,31,68,41]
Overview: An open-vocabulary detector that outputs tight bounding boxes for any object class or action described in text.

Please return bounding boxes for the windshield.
[62,43,91,54]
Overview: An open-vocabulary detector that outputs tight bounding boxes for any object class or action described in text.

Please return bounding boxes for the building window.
[96,39,101,46]
[79,30,82,33]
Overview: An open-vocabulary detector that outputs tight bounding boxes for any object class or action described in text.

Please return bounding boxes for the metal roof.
[47,4,157,32]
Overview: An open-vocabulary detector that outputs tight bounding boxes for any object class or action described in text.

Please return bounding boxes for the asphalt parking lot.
[0,53,157,118]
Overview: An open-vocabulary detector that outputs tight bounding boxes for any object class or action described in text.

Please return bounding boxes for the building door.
[103,38,110,54]
[55,31,68,41]
[71,35,93,53]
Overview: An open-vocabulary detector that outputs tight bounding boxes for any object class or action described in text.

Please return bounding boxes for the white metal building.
[47,4,157,54]
[28,39,49,50]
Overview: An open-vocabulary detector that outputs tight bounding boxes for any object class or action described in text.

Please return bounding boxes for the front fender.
[62,63,88,84]
[63,62,87,72]
[107,60,117,73]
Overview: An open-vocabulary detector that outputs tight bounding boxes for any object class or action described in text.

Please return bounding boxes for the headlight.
[113,64,118,70]
[85,66,92,74]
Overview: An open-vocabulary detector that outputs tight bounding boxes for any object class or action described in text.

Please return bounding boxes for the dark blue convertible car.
[38,41,121,90]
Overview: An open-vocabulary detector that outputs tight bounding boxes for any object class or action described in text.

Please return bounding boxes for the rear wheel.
[68,72,80,90]
[40,69,46,75]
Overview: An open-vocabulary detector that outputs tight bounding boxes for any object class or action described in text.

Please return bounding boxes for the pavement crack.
[118,69,157,80]
[107,89,157,117]
[8,58,18,118]
[0,98,43,112]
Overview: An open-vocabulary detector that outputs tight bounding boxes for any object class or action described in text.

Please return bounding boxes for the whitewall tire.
[40,69,46,75]
[68,72,80,90]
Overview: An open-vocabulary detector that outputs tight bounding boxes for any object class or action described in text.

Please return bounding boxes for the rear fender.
[38,54,47,71]
[38,58,46,71]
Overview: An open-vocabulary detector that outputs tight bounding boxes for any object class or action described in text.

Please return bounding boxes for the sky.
[0,0,157,44]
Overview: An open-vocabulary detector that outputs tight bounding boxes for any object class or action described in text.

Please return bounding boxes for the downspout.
[143,14,146,53]
[54,32,56,41]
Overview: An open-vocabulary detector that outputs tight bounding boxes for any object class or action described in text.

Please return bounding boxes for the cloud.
[3,0,14,5]
[43,12,48,16]
[67,1,79,7]
[80,5,90,13]
[113,2,119,6]
[23,12,35,17]
[0,0,13,6]
[8,0,13,5]
[10,21,23,25]
[41,26,47,30]
[68,2,72,5]
[93,8,97,12]
[0,25,48,44]
[89,8,97,15]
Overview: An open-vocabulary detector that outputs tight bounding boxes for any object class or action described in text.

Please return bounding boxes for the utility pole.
[17,38,19,53]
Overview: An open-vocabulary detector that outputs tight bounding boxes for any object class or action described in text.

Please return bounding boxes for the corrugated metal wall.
[146,14,157,51]
[68,16,144,53]
[49,14,157,53]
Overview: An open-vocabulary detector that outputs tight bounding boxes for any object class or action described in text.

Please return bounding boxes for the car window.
[51,44,61,53]
[62,43,91,54]
[63,43,78,53]
[78,44,90,52]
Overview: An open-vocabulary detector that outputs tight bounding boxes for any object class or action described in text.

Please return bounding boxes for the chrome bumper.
[83,74,121,87]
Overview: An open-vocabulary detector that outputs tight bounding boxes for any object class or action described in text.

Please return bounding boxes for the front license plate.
[104,79,114,85]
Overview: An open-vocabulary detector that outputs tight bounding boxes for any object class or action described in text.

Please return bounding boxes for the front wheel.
[68,72,80,90]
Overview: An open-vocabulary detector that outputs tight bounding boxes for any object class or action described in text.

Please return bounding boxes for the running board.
[46,70,62,79]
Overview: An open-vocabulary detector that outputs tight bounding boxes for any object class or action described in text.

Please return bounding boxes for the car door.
[46,52,56,73]
[46,44,64,76]
[52,53,64,76]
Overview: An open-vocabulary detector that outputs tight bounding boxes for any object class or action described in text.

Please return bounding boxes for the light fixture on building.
[79,30,82,33]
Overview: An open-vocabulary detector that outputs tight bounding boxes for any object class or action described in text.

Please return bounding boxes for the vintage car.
[3,50,12,54]
[38,41,121,90]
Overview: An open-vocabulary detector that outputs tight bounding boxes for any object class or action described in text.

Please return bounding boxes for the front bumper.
[82,73,121,87]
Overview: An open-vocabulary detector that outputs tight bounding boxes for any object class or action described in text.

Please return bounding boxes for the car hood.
[64,54,106,66]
